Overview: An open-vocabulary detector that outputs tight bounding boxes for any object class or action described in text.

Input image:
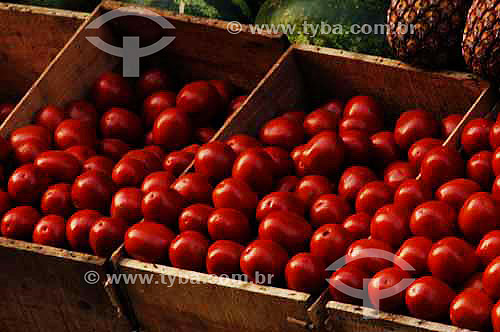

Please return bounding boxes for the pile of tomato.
[0,66,499,331]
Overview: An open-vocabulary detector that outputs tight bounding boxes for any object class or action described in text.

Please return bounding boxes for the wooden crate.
[113,44,494,332]
[0,1,288,332]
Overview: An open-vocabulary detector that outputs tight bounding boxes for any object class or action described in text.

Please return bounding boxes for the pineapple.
[462,0,500,84]
[387,0,472,68]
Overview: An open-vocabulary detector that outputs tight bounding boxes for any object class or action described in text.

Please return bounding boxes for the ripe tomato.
[206,240,244,276]
[10,125,51,149]
[492,147,500,177]
[338,166,377,203]
[450,289,493,330]
[339,116,379,136]
[310,194,351,228]
[369,267,411,312]
[208,80,234,106]
[310,223,353,266]
[71,170,116,213]
[300,131,345,177]
[176,81,222,118]
[483,257,500,300]
[490,121,500,150]
[36,105,66,131]
[328,264,370,305]
[89,216,128,257]
[395,236,433,276]
[92,72,133,109]
[285,253,327,294]
[125,221,175,263]
[14,140,46,164]
[66,209,101,253]
[207,208,251,244]
[212,178,258,216]
[32,215,66,247]
[463,272,484,291]
[263,146,294,178]
[41,183,73,217]
[295,175,333,208]
[8,164,49,204]
[179,204,214,235]
[232,147,275,194]
[1,206,40,240]
[137,68,172,98]
[394,109,439,150]
[55,119,97,149]
[458,192,500,243]
[477,231,500,267]
[371,204,410,247]
[467,151,494,189]
[259,117,305,150]
[142,91,176,127]
[141,171,175,194]
[194,141,236,181]
[66,100,98,128]
[281,110,307,123]
[100,107,143,144]
[321,100,343,116]
[141,188,185,227]
[83,156,115,176]
[143,145,165,161]
[240,239,288,285]
[195,127,216,144]
[153,108,192,150]
[275,175,299,192]
[98,138,129,161]
[410,201,457,241]
[342,213,371,240]
[256,191,305,221]
[34,150,81,182]
[66,145,97,164]
[461,118,493,156]
[163,150,194,176]
[123,149,162,174]
[355,181,393,216]
[344,96,382,125]
[303,108,340,137]
[370,131,400,168]
[436,178,481,210]
[339,129,373,165]
[169,230,210,271]
[407,138,442,169]
[182,144,200,155]
[383,161,417,191]
[259,211,312,253]
[428,237,479,286]
[346,238,394,275]
[394,179,432,211]
[112,158,148,187]
[225,134,261,155]
[441,114,462,138]
[420,146,464,190]
[110,188,143,224]
[493,300,500,332]
[405,276,456,321]
[171,173,213,205]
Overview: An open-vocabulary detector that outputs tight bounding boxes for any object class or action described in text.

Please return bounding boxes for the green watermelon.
[256,0,390,57]
[10,0,99,11]
[120,0,253,23]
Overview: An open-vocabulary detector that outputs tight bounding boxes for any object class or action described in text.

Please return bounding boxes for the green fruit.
[10,0,99,11]
[256,0,390,57]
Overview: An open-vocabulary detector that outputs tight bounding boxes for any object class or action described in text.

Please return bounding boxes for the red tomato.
[34,150,81,182]
[490,121,500,150]
[428,237,479,286]
[285,253,327,294]
[195,127,216,144]
[441,114,462,137]
[463,272,484,291]
[436,178,481,210]
[338,166,377,203]
[310,223,353,266]
[259,211,312,254]
[83,156,115,176]
[98,138,129,161]
[407,138,442,170]
[346,238,394,275]
[212,178,258,216]
[141,171,175,194]
[169,230,210,271]
[467,151,494,189]
[142,91,176,127]
[291,144,306,176]
[8,164,49,204]
[303,108,340,137]
[143,145,165,161]
[179,204,213,235]
[10,125,51,149]
[66,145,97,164]
[55,119,97,149]
[66,209,101,252]
[394,179,432,211]
[41,183,73,217]
[171,173,213,205]
[383,161,417,191]
[182,144,200,155]
[344,96,382,124]
[176,81,222,118]
[492,147,500,177]
[328,264,370,305]
[263,146,293,178]
[225,134,262,155]
[208,80,234,106]
[310,194,351,228]
[0,103,14,122]
[355,181,393,216]
[112,158,148,187]
[71,170,116,213]
[461,118,493,156]
[450,289,493,330]
[66,100,98,128]
[300,131,345,177]
[141,188,185,227]
[342,213,371,240]
[153,108,192,150]
[256,191,305,221]
[195,141,236,181]
[259,117,305,150]
[32,215,66,247]
[339,129,373,165]
[483,257,500,300]
[1,206,40,240]
[295,175,333,208]
[275,175,300,192]
[405,276,456,321]
[227,96,247,117]
[124,221,175,263]
[89,216,128,257]
[163,150,194,176]
[0,191,11,216]
[36,105,66,131]
[100,107,143,144]
[395,236,433,276]
[370,131,400,168]
[420,146,464,190]
[458,192,500,243]
[123,149,162,174]
[14,140,47,164]
[207,208,251,244]
[493,300,500,332]
[339,116,379,136]
[137,68,172,98]
[240,239,288,285]
[369,267,411,312]
[371,204,410,248]
[321,100,344,116]
[394,109,439,150]
[410,201,457,241]
[232,147,275,194]
[281,110,307,123]
[110,188,143,224]
[477,231,500,267]
[206,240,244,276]
[92,72,133,109]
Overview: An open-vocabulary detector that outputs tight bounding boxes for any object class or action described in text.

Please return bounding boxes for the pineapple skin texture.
[463,0,500,84]
[387,0,472,68]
